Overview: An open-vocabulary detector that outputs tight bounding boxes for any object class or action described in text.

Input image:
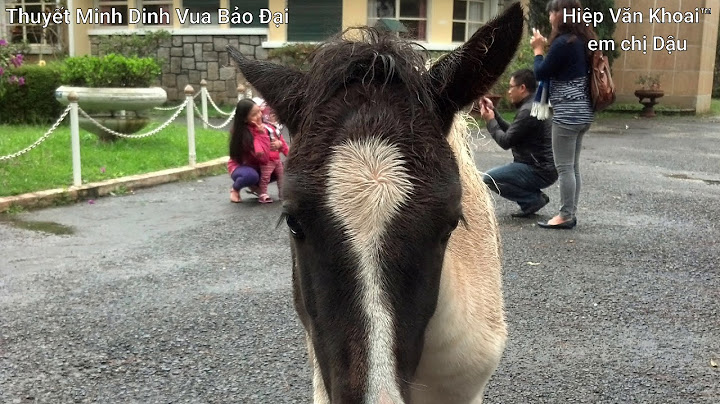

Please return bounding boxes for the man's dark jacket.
[486,95,558,181]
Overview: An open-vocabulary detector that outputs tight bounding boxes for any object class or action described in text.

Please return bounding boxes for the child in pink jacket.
[251,113,289,203]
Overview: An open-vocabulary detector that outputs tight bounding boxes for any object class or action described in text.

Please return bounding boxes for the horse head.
[228,3,524,402]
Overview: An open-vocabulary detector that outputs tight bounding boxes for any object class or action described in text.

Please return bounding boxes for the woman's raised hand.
[530,28,547,54]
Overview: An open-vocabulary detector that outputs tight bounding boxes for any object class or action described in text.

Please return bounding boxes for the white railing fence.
[0,81,252,188]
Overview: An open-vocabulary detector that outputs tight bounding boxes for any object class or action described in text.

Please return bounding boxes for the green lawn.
[706,98,720,116]
[0,121,229,197]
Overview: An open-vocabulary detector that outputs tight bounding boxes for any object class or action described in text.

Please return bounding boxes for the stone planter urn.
[55,86,168,141]
[634,89,664,118]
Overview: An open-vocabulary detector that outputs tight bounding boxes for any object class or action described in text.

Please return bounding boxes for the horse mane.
[298,27,436,132]
[446,112,501,263]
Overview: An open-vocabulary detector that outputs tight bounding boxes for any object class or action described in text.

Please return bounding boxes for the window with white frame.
[6,0,62,46]
[94,0,129,26]
[452,0,488,42]
[182,0,221,26]
[136,0,173,26]
[452,0,514,42]
[367,0,428,41]
[93,1,172,26]
[229,0,268,28]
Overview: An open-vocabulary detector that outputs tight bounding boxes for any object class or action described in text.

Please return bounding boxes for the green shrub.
[60,54,162,87]
[488,34,536,110]
[267,43,318,70]
[95,30,171,59]
[0,62,64,124]
[426,50,449,61]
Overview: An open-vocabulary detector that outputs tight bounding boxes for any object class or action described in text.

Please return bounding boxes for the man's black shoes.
[511,193,550,217]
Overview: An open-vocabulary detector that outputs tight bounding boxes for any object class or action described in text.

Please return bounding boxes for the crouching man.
[479,69,557,217]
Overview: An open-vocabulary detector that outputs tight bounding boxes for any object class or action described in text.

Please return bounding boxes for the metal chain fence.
[78,103,187,139]
[0,105,73,161]
[153,91,201,111]
[205,89,234,116]
[193,103,236,130]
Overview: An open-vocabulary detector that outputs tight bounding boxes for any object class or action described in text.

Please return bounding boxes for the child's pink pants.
[259,160,284,198]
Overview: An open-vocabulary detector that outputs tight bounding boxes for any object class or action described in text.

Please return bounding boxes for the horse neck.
[429,114,505,340]
[411,115,506,401]
[446,113,500,260]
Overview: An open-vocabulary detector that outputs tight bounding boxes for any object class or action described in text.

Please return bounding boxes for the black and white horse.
[228,3,523,402]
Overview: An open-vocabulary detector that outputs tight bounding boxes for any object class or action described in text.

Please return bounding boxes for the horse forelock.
[296,27,436,134]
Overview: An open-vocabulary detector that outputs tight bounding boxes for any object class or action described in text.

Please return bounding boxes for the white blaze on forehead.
[326,137,414,404]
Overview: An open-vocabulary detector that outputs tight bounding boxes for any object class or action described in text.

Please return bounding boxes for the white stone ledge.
[88,27,268,36]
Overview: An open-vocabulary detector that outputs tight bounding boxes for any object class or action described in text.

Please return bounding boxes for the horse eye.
[441,219,460,243]
[286,215,305,239]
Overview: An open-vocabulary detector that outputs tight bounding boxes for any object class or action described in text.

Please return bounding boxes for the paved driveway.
[1,117,718,403]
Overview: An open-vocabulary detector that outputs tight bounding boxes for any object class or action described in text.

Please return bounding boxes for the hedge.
[0,63,64,124]
[61,54,162,87]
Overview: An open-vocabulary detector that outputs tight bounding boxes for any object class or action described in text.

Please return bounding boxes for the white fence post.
[185,84,196,167]
[237,83,245,101]
[200,79,208,129]
[68,91,82,187]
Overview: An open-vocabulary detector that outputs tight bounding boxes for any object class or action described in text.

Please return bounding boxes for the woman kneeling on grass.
[228,99,288,203]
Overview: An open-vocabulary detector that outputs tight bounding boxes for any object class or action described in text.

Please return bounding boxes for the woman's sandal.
[258,194,273,204]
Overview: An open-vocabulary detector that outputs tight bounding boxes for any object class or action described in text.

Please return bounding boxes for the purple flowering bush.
[0,39,61,124]
[0,38,26,97]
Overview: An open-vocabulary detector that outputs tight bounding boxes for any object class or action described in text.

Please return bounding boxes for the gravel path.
[1,117,718,403]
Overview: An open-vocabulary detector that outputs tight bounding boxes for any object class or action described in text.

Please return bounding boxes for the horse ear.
[227,45,307,134]
[429,2,524,129]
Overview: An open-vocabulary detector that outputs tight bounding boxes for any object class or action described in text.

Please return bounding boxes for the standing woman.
[531,0,597,229]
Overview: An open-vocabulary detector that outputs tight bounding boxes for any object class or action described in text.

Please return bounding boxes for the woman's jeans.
[552,122,592,220]
[231,166,276,191]
[231,166,259,191]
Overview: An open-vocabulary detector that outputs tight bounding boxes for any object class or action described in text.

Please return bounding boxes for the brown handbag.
[589,50,616,112]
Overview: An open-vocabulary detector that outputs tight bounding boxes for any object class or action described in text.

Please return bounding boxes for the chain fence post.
[237,83,245,102]
[200,79,209,129]
[185,85,197,167]
[68,91,82,187]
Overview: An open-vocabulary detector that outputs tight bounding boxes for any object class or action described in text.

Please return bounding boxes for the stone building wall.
[612,0,719,112]
[90,34,268,106]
